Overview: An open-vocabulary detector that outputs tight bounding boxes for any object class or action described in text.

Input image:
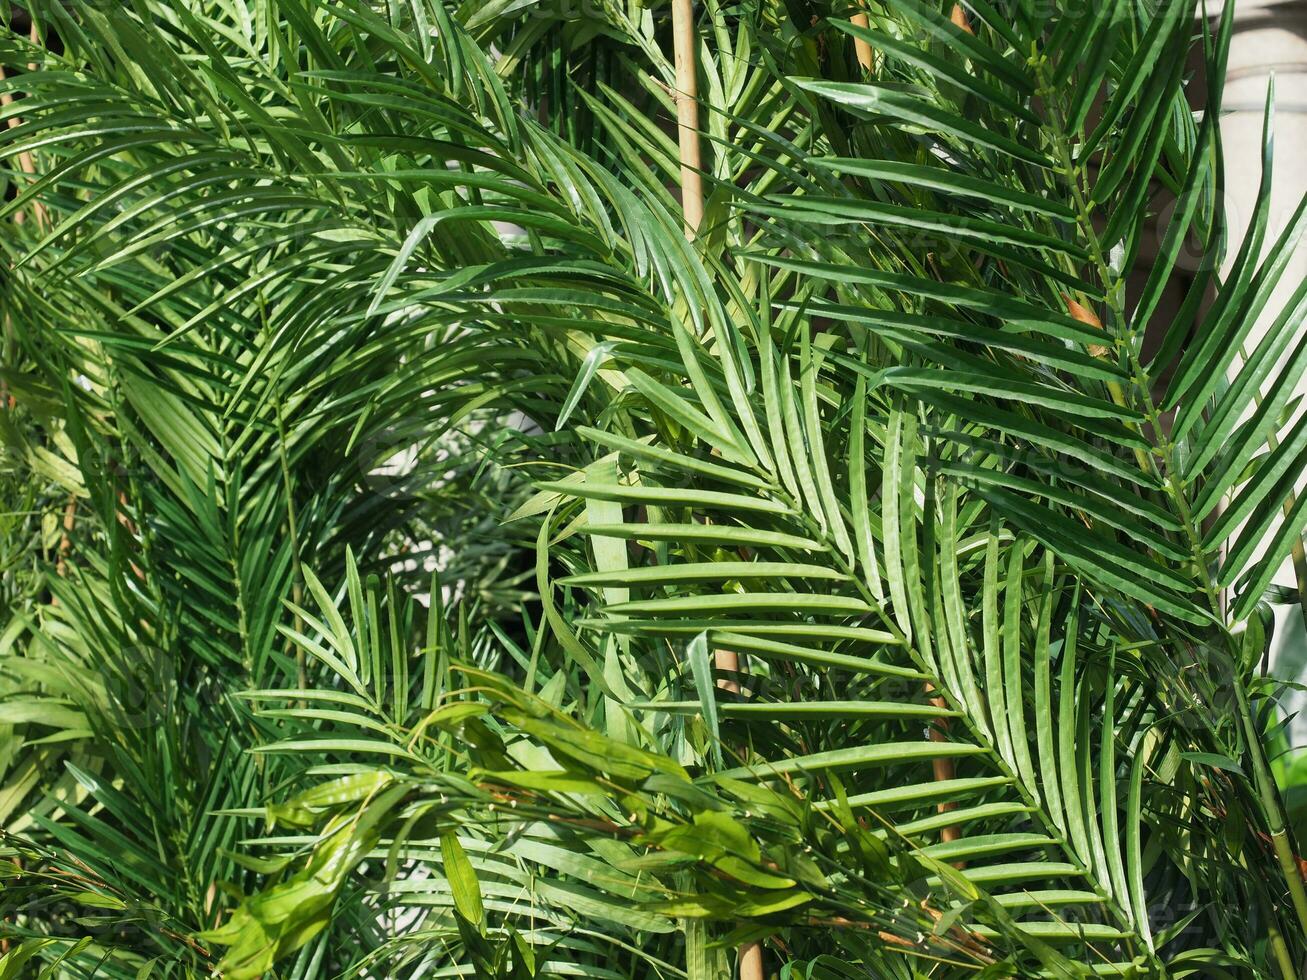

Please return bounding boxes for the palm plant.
[2,0,1307,976]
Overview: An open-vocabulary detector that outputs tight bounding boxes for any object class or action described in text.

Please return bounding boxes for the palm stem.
[1034,48,1307,957]
[1051,92,1307,953]
[1235,341,1307,639]
[1236,679,1307,944]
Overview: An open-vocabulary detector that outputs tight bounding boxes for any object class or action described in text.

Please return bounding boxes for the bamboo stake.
[925,685,961,848]
[712,629,758,980]
[714,648,741,693]
[54,492,77,583]
[670,5,763,976]
[0,22,48,229]
[33,26,70,589]
[712,625,765,975]
[738,941,764,980]
[1,20,67,596]
[950,3,975,35]
[0,22,42,412]
[671,0,704,238]
[849,6,874,72]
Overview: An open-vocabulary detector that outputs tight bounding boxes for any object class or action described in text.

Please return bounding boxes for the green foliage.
[2,0,1307,977]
